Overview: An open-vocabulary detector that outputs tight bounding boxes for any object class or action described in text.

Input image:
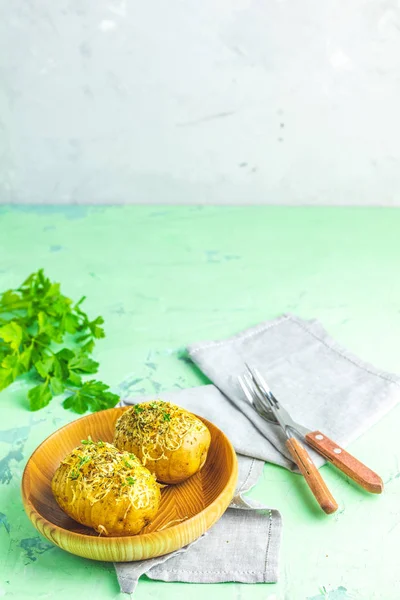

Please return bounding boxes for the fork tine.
[241,371,276,422]
[249,366,273,399]
[245,364,289,428]
[252,367,277,403]
[238,375,254,405]
[251,366,304,427]
[244,373,270,409]
[244,366,273,407]
[243,373,258,397]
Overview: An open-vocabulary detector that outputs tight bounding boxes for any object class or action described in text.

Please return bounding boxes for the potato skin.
[114,401,211,484]
[51,442,160,536]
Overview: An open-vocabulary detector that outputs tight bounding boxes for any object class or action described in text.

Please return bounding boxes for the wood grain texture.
[21,407,238,562]
[305,431,384,494]
[286,437,338,514]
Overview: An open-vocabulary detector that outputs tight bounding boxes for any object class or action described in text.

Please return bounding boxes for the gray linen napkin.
[115,313,400,593]
[187,313,400,469]
[116,455,281,593]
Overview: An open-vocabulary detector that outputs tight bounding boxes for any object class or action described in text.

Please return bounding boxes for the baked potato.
[52,439,160,536]
[114,400,211,484]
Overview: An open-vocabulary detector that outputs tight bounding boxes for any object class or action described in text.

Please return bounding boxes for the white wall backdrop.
[1,0,400,205]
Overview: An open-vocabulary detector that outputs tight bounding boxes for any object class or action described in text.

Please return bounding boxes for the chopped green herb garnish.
[162,412,171,422]
[81,436,93,445]
[97,440,104,447]
[124,460,133,469]
[70,470,79,480]
[129,454,136,460]
[126,476,136,486]
[78,455,91,468]
[134,404,144,413]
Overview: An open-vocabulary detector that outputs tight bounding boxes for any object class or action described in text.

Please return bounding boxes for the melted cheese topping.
[115,400,207,465]
[60,440,156,510]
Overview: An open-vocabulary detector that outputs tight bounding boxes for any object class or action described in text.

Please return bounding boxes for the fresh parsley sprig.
[0,269,119,413]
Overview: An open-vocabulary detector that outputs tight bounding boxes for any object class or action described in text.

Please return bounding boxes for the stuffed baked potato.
[52,439,160,535]
[114,401,211,484]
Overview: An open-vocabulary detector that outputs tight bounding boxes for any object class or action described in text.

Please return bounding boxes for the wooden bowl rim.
[21,407,238,549]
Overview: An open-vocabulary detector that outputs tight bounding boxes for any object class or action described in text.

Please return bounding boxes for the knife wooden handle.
[305,431,383,494]
[286,437,338,514]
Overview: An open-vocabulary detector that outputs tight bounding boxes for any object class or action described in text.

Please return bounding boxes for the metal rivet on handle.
[315,434,324,440]
[333,448,342,454]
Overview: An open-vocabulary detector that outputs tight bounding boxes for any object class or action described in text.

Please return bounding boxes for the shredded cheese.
[60,440,157,510]
[115,400,207,465]
[156,516,189,532]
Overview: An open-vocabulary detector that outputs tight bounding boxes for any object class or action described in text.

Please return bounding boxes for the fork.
[239,365,383,514]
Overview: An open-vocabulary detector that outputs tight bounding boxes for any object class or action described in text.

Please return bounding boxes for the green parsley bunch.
[0,269,119,413]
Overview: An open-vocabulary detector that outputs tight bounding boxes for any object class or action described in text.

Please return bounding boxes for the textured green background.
[1,205,400,599]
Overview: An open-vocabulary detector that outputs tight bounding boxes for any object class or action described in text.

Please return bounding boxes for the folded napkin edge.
[188,314,290,357]
[188,313,400,389]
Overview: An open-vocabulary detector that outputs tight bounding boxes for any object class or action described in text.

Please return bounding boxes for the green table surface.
[1,205,400,600]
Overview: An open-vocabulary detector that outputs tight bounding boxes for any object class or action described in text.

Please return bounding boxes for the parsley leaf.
[0,368,15,392]
[35,356,55,378]
[50,376,65,395]
[68,353,99,374]
[89,316,105,339]
[19,344,34,370]
[28,381,52,411]
[0,322,23,352]
[0,270,119,414]
[63,380,119,414]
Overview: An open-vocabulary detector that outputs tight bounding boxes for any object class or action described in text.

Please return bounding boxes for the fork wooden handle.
[305,431,383,494]
[286,437,338,514]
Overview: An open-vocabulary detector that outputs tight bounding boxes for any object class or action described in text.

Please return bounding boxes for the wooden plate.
[21,407,238,562]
